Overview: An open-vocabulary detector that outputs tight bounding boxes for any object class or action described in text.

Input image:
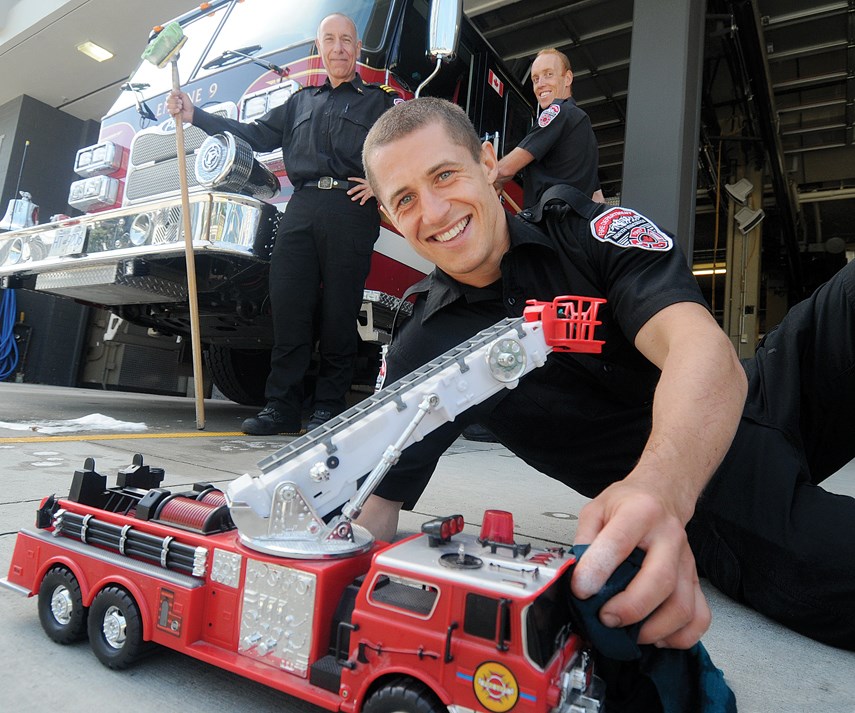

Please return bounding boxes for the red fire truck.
[2,298,608,713]
[0,0,531,403]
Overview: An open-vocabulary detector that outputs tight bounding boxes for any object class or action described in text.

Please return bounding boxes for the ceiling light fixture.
[76,41,114,62]
[692,266,727,276]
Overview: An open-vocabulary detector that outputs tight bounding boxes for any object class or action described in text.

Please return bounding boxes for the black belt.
[303,177,354,191]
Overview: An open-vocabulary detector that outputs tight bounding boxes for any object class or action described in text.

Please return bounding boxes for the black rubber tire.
[207,345,270,406]
[363,677,446,713]
[37,567,88,644]
[87,586,146,670]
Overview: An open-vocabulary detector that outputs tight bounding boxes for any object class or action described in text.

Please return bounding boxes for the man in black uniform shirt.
[168,13,398,435]
[495,48,604,206]
[355,98,855,652]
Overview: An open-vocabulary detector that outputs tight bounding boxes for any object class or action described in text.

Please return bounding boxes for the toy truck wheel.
[363,677,447,713]
[38,567,88,644]
[87,586,145,669]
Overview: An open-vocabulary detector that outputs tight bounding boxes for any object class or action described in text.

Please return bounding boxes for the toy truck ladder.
[226,296,605,558]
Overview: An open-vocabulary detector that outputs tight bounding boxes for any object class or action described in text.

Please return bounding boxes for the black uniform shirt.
[516,97,600,207]
[192,74,397,187]
[374,191,707,508]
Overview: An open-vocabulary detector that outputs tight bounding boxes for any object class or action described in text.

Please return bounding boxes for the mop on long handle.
[142,23,206,429]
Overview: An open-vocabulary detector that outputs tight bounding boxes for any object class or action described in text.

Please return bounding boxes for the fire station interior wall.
[0,93,99,220]
[0,94,99,387]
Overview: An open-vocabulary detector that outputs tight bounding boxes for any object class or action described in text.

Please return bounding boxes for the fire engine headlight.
[243,95,267,121]
[77,149,92,167]
[2,237,24,266]
[129,213,153,246]
[69,180,86,202]
[267,85,295,109]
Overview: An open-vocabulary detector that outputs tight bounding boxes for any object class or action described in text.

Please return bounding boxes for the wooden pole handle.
[172,60,206,429]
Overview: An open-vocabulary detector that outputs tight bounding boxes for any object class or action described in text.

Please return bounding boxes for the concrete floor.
[0,382,853,712]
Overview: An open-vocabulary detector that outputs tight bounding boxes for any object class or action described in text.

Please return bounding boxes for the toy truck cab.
[343,513,603,713]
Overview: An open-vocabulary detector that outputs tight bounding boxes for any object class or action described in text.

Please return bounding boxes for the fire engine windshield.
[525,571,578,669]
[108,0,393,118]
[197,0,393,79]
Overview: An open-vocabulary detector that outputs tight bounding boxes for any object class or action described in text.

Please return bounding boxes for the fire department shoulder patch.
[590,207,673,251]
[538,103,560,128]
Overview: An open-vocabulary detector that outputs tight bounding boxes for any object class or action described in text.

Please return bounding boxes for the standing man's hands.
[572,478,711,649]
[166,89,195,123]
[347,177,375,205]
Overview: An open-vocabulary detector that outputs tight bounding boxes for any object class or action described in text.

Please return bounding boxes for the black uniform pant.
[687,257,855,649]
[264,187,380,416]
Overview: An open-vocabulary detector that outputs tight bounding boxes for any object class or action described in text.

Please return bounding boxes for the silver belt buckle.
[317,176,334,190]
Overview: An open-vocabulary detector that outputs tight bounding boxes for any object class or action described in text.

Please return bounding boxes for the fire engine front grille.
[125,153,200,203]
[130,125,211,165]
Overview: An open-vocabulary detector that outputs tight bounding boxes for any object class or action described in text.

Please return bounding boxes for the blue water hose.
[0,289,19,381]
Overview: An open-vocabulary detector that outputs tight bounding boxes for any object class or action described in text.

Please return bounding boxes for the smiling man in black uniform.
[355,97,855,653]
[495,48,604,206]
[168,13,398,435]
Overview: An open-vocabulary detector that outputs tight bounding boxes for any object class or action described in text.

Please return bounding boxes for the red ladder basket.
[523,295,606,353]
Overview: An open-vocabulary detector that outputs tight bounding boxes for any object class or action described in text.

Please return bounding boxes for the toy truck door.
[444,589,526,713]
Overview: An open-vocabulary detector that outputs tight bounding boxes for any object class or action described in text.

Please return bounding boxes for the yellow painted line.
[0,431,244,444]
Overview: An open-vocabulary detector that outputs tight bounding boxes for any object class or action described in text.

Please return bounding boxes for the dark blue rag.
[569,545,737,713]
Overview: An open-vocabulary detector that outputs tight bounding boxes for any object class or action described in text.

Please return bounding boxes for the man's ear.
[481,140,499,184]
[565,70,574,94]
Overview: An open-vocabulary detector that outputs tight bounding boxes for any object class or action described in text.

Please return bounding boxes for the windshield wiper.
[202,45,287,76]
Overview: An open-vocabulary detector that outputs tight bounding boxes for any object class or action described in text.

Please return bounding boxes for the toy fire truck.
[3,297,607,713]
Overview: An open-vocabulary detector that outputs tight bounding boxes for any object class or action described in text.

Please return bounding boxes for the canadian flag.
[488,69,504,97]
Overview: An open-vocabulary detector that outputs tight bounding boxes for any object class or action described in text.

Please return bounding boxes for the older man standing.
[168,13,398,435]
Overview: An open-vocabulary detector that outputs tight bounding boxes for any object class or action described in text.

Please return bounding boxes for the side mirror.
[428,0,462,61]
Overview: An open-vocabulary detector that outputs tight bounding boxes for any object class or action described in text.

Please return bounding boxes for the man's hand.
[348,177,375,205]
[569,301,746,649]
[572,480,711,649]
[166,89,195,123]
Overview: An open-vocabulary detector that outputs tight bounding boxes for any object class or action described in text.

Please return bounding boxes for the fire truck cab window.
[464,593,512,642]
[503,87,534,155]
[368,574,438,616]
[525,573,575,668]
[196,0,389,81]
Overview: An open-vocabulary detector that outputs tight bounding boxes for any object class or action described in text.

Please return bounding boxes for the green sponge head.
[142,22,187,68]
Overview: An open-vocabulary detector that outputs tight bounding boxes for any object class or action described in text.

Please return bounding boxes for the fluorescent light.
[692,266,727,276]
[77,41,114,62]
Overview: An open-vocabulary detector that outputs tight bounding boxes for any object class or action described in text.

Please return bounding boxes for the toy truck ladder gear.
[226,295,605,558]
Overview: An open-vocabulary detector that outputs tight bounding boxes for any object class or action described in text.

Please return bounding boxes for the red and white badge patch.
[538,103,560,128]
[591,207,673,251]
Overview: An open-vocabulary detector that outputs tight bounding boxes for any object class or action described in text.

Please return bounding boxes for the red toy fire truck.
[3,298,607,713]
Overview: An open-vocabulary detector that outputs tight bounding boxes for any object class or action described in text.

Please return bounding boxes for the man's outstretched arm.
[572,301,747,648]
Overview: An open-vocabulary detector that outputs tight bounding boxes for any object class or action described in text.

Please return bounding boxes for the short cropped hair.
[535,48,572,73]
[363,98,482,198]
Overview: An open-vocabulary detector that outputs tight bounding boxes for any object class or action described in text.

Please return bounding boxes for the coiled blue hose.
[0,289,19,381]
